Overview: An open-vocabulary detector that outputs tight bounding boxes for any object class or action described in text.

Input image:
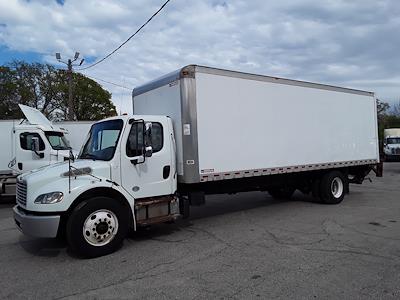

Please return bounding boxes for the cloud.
[0,0,400,113]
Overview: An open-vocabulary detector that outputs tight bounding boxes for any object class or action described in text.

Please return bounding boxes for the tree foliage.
[0,61,117,121]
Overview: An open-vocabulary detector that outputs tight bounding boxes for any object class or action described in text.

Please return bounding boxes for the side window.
[20,132,45,151]
[126,122,163,157]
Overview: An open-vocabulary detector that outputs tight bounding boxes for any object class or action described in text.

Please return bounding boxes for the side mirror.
[145,122,152,135]
[31,137,44,158]
[31,137,40,152]
[144,122,153,158]
[130,121,153,165]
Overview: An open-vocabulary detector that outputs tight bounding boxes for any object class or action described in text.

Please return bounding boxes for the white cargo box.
[0,120,19,173]
[133,65,379,184]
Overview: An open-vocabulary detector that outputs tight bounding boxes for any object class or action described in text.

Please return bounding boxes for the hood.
[19,104,53,127]
[21,159,112,186]
[20,159,113,211]
[19,104,60,131]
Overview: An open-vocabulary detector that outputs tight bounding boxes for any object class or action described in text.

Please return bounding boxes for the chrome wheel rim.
[331,177,344,199]
[83,209,119,247]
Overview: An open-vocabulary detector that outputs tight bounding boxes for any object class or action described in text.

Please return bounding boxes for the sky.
[1,0,400,114]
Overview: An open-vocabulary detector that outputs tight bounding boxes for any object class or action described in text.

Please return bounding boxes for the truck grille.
[395,148,400,154]
[16,179,27,207]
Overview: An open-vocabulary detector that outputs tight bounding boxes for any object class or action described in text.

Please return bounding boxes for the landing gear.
[268,186,296,199]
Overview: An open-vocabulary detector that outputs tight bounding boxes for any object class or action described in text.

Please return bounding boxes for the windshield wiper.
[53,146,69,150]
[80,153,98,160]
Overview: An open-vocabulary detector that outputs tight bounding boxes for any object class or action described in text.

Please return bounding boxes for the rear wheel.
[268,186,296,199]
[319,171,346,204]
[66,196,129,258]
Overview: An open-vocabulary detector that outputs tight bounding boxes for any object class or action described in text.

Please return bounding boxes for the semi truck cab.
[10,105,74,173]
[14,115,180,257]
[383,128,400,161]
[13,124,73,172]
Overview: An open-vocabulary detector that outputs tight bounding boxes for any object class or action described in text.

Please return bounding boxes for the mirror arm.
[34,150,44,159]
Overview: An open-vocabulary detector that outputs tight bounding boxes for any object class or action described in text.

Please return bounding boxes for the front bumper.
[385,154,400,161]
[13,206,60,238]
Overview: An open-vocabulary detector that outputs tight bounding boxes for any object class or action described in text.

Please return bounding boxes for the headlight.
[34,192,64,204]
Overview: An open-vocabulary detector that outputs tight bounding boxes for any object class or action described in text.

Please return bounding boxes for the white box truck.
[0,105,92,199]
[383,128,400,161]
[13,65,381,258]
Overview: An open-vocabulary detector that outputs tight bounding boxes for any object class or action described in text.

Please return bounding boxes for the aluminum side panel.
[180,77,200,183]
[195,72,378,176]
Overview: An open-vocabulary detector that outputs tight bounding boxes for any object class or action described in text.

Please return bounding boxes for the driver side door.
[120,118,175,200]
[16,131,49,172]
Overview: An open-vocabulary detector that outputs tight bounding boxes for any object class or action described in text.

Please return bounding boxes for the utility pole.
[56,52,85,121]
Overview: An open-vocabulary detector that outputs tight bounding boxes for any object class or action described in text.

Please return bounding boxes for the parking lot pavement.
[0,163,400,299]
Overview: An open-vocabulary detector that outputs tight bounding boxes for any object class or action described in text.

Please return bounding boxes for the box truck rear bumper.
[13,205,60,238]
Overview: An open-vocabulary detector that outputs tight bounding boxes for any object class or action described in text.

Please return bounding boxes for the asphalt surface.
[1,163,400,299]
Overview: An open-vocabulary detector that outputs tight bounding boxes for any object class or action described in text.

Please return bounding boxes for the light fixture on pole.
[56,51,85,121]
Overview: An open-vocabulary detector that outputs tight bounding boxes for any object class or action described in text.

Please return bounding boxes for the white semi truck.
[0,105,92,199]
[383,128,400,161]
[14,65,381,258]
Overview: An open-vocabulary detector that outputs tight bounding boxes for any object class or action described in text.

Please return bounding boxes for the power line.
[78,0,172,71]
[86,74,132,90]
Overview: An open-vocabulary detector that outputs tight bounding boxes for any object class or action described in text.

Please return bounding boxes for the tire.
[319,171,346,204]
[268,186,295,199]
[66,196,129,258]
[179,197,190,219]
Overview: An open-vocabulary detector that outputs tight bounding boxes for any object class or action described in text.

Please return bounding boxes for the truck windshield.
[387,138,400,144]
[79,119,123,161]
[45,131,71,150]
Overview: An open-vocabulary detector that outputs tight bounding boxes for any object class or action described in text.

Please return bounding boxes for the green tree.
[56,71,117,121]
[0,61,117,121]
[377,98,389,121]
[0,66,20,118]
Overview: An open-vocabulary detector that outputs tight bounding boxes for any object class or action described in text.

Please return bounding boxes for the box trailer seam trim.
[132,65,374,98]
[199,159,378,182]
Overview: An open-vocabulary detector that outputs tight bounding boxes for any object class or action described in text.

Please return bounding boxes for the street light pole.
[67,59,74,121]
[56,52,85,121]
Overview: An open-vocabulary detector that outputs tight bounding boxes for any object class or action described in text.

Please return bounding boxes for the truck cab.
[10,105,75,173]
[13,124,72,172]
[14,115,179,258]
[383,128,400,161]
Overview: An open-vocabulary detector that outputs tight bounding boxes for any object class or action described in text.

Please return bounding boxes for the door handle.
[163,165,170,179]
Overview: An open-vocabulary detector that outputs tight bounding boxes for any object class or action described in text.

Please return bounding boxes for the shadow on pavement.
[19,236,67,257]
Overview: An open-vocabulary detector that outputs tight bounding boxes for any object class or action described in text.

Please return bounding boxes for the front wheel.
[319,171,346,204]
[66,196,129,258]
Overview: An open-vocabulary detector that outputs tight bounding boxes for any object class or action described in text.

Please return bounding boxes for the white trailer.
[55,121,94,150]
[13,65,381,258]
[0,105,92,199]
[133,65,379,186]
[383,128,400,160]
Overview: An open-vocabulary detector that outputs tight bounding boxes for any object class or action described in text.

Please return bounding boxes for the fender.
[68,182,137,231]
